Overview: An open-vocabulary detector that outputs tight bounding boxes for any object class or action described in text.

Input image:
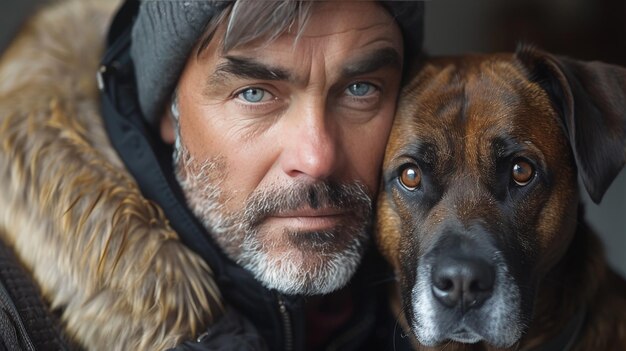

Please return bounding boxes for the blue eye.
[347,82,375,97]
[238,88,268,103]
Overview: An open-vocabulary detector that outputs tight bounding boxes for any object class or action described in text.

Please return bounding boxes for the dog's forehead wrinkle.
[397,139,436,163]
[462,72,532,132]
[411,55,531,127]
[442,172,494,204]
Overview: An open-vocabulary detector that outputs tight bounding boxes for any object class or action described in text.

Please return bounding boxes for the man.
[0,0,423,349]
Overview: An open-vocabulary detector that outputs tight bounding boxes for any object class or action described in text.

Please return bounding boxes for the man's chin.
[240,245,364,295]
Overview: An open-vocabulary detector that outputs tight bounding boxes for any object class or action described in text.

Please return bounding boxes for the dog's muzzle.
[410,232,523,347]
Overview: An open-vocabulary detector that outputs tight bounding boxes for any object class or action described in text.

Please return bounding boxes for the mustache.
[242,181,373,227]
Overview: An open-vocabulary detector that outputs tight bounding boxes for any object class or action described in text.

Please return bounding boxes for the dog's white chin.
[449,330,483,344]
[414,329,483,347]
[417,329,518,348]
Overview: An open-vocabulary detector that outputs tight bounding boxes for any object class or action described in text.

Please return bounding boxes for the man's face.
[163,1,404,295]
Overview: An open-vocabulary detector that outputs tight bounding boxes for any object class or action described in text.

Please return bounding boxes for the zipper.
[277,295,294,351]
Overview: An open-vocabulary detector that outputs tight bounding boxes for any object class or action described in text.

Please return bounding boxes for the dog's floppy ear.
[516,45,626,203]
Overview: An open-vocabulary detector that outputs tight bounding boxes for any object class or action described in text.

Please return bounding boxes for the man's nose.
[280,104,339,180]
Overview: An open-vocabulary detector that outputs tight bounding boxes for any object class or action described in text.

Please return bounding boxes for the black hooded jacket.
[98,1,416,350]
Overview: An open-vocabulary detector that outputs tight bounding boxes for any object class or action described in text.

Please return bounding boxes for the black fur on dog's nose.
[431,255,495,311]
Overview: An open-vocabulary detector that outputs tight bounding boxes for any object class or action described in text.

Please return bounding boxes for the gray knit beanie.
[131,0,424,126]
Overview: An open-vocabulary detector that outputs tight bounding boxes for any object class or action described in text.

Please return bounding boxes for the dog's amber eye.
[400,166,421,190]
[512,160,534,186]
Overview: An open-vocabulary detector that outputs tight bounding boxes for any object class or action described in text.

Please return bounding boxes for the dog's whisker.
[392,304,409,351]
[440,339,453,350]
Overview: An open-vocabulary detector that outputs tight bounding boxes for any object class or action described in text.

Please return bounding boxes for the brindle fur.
[377,48,626,350]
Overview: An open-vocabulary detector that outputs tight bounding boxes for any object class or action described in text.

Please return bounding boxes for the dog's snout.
[431,256,495,311]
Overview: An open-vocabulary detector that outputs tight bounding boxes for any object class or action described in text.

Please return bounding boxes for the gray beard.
[172,125,372,295]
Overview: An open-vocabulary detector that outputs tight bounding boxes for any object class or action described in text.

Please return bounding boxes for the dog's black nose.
[431,256,495,311]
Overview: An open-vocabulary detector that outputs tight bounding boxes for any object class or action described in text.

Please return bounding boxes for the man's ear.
[516,45,626,204]
[160,111,176,145]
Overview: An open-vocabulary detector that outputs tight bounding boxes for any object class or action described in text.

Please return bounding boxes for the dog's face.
[376,48,626,348]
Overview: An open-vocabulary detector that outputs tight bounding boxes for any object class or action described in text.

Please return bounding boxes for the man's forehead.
[294,1,396,38]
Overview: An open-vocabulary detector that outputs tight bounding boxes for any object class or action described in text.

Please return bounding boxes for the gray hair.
[197,1,314,55]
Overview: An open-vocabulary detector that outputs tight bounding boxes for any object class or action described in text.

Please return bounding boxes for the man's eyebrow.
[341,47,402,78]
[210,56,292,85]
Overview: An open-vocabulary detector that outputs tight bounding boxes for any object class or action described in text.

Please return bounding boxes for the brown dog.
[376,46,626,350]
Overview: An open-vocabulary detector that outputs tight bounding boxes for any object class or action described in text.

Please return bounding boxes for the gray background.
[1,0,625,276]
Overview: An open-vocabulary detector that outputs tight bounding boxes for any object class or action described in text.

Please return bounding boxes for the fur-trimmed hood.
[0,1,222,349]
